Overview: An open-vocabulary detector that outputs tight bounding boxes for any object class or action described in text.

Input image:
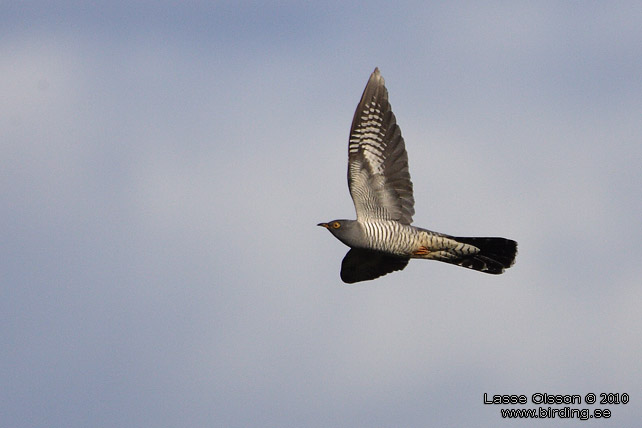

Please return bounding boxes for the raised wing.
[347,68,415,224]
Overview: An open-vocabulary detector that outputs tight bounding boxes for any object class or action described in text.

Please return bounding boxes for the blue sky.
[2,2,641,427]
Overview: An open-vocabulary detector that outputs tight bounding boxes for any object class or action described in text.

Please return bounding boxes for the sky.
[2,1,641,427]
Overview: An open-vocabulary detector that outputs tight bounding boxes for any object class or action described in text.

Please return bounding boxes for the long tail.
[443,237,517,274]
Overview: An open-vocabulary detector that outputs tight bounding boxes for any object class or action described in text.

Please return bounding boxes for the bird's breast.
[361,221,421,256]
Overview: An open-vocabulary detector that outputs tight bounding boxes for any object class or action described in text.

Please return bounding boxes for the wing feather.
[347,68,415,224]
[341,248,409,283]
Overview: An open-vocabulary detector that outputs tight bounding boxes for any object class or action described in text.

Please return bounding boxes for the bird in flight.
[318,68,517,283]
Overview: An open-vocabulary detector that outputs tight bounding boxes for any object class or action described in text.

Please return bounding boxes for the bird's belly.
[363,222,422,256]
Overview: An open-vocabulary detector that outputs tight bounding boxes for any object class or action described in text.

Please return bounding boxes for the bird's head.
[317,219,362,247]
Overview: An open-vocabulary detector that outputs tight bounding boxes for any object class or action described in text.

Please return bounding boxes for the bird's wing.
[347,68,415,224]
[340,248,409,284]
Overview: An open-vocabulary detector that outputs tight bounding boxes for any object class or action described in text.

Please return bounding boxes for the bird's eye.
[332,222,341,229]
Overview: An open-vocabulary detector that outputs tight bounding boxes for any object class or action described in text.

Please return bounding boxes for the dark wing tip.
[368,67,384,89]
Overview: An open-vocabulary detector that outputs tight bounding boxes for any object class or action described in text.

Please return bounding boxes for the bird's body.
[319,68,517,283]
[325,219,464,258]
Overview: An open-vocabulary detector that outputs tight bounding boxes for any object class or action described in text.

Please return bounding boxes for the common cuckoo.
[318,68,517,283]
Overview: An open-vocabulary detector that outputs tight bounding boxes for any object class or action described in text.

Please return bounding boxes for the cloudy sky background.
[2,2,641,427]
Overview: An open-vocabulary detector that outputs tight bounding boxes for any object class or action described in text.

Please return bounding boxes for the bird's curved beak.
[317,223,329,228]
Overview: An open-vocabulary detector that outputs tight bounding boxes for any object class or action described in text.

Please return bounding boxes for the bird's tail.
[444,236,517,274]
